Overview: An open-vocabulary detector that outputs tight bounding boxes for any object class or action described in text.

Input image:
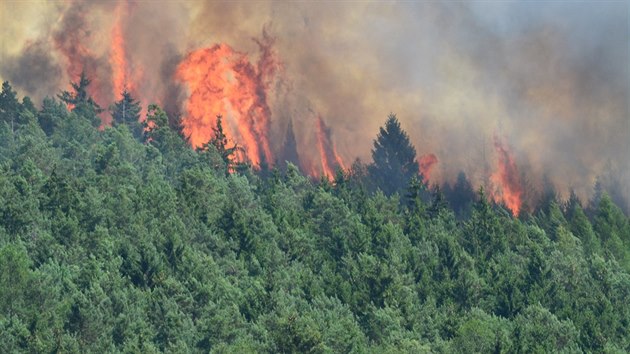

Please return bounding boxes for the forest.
[0,77,629,353]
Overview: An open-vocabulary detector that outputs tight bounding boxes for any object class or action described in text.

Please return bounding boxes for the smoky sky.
[1,0,628,209]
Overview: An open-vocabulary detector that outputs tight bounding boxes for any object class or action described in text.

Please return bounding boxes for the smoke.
[1,0,189,117]
[184,1,628,209]
[1,40,61,99]
[0,1,628,211]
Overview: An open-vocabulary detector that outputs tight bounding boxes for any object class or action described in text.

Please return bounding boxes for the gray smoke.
[1,1,627,210]
[1,40,62,100]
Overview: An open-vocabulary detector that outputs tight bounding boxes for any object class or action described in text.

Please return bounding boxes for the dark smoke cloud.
[1,40,62,100]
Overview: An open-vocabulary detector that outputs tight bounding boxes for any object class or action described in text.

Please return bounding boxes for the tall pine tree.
[0,82,20,129]
[368,114,419,196]
[197,115,244,174]
[111,90,140,125]
[279,118,300,171]
[58,71,103,127]
[110,89,142,139]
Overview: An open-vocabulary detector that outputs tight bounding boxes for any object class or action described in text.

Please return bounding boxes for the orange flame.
[419,153,438,184]
[175,33,278,167]
[52,3,107,119]
[110,1,133,100]
[109,2,145,120]
[316,116,345,180]
[490,135,523,216]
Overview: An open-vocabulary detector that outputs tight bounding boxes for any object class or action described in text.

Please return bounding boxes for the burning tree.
[58,71,103,127]
[197,115,245,174]
[0,82,21,128]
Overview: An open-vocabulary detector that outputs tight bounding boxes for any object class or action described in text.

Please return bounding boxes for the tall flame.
[175,33,278,167]
[419,153,438,184]
[491,135,523,216]
[110,1,132,99]
[316,116,345,179]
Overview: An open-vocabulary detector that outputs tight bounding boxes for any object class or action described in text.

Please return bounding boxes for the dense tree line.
[0,79,629,352]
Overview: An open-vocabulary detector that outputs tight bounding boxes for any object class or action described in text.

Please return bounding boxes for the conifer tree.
[168,112,189,143]
[0,82,36,129]
[142,104,185,153]
[446,171,476,217]
[0,81,20,126]
[58,71,103,127]
[279,119,300,171]
[111,90,141,125]
[110,89,142,139]
[197,115,244,174]
[368,114,419,196]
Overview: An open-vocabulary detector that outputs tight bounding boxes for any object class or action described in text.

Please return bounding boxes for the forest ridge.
[0,79,629,352]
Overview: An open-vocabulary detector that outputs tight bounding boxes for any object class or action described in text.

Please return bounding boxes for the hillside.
[0,81,629,352]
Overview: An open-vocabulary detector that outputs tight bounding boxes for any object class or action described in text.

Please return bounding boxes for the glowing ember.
[419,153,438,184]
[175,33,278,167]
[490,135,523,216]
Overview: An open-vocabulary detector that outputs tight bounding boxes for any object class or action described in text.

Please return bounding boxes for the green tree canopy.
[110,90,141,126]
[58,71,103,127]
[110,89,142,139]
[196,115,244,174]
[368,114,419,196]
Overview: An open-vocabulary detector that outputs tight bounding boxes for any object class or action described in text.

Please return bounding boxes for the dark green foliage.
[593,193,630,269]
[278,118,300,171]
[1,81,36,129]
[110,89,142,139]
[0,81,21,127]
[37,97,67,136]
[566,193,601,256]
[0,82,628,352]
[196,115,245,175]
[513,305,581,352]
[111,90,141,125]
[444,171,476,218]
[58,71,103,127]
[368,114,419,196]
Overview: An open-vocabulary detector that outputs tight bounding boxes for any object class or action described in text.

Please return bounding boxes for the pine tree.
[111,90,141,126]
[142,104,185,153]
[168,112,189,143]
[404,176,425,214]
[279,119,300,171]
[368,114,419,196]
[0,82,35,129]
[593,193,630,269]
[110,89,142,139]
[446,171,476,218]
[197,115,244,174]
[428,185,449,219]
[566,193,601,256]
[0,82,20,124]
[58,71,103,127]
